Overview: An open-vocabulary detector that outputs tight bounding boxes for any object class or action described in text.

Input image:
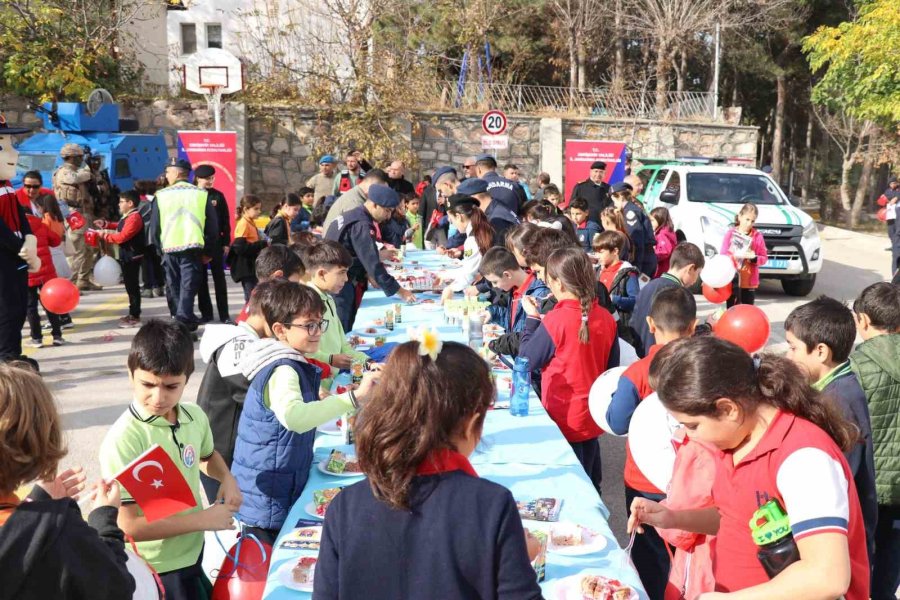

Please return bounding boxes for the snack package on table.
[516,497,562,522]
[313,487,343,517]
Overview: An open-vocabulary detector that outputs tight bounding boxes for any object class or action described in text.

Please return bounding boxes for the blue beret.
[319,155,336,164]
[457,178,489,195]
[432,166,457,184]
[367,184,400,208]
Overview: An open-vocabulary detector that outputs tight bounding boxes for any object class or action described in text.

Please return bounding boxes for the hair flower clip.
[408,326,443,362]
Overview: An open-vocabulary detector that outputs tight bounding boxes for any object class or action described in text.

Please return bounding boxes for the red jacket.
[25,214,60,287]
[16,187,53,211]
[521,299,618,442]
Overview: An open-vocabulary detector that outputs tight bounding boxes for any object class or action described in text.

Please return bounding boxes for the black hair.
[35,194,63,222]
[259,279,325,327]
[22,170,42,184]
[475,156,497,170]
[364,168,388,183]
[650,337,857,452]
[542,184,561,196]
[568,197,589,212]
[127,320,194,378]
[255,244,305,280]
[852,282,900,333]
[304,240,352,271]
[297,186,314,197]
[522,228,576,268]
[669,242,706,271]
[523,200,555,221]
[503,163,519,172]
[479,247,521,277]
[784,296,856,363]
[649,286,697,335]
[119,190,139,207]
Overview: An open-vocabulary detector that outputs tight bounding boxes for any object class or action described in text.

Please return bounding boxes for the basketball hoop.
[181,48,243,131]
[200,83,224,131]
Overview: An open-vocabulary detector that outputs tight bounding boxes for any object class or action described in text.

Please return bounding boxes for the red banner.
[563,140,628,205]
[176,131,238,223]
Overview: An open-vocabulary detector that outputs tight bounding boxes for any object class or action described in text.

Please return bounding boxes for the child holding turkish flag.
[0,362,135,600]
[100,320,243,600]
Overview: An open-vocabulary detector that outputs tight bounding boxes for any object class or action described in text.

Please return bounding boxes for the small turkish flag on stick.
[114,444,197,522]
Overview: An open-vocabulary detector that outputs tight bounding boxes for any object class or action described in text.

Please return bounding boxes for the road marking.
[22,292,129,356]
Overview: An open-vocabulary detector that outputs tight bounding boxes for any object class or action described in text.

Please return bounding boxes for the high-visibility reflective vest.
[156,182,207,253]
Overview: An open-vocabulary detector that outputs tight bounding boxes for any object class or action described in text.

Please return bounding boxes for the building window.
[181,23,197,55]
[206,24,222,49]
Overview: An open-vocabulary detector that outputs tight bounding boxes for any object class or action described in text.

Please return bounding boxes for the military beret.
[590,161,607,170]
[367,184,400,208]
[194,164,215,178]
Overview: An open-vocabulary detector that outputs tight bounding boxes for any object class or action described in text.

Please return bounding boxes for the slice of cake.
[292,556,317,584]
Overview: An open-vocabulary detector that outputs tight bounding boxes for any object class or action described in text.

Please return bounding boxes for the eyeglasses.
[23,184,40,189]
[282,319,329,335]
[463,164,475,169]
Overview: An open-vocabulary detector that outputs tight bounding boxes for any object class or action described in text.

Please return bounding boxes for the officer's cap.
[432,166,457,185]
[167,157,192,171]
[610,181,632,194]
[590,161,607,170]
[448,194,480,212]
[457,178,489,196]
[367,184,400,208]
[194,164,216,178]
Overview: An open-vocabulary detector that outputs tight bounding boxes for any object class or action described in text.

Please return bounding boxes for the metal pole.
[713,22,721,121]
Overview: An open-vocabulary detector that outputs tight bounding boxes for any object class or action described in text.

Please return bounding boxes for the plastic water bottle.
[751,499,801,578]
[510,356,531,416]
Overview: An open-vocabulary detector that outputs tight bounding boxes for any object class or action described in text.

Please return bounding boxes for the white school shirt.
[448,223,483,292]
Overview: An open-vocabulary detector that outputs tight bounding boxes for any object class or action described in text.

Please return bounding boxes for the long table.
[262,250,647,599]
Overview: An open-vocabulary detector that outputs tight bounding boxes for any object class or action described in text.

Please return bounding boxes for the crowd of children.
[2,157,898,600]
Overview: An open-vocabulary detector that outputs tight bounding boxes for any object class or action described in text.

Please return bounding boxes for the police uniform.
[194,165,231,323]
[324,185,404,331]
[150,158,219,331]
[53,144,97,288]
[481,170,525,214]
[458,178,519,246]
[614,182,657,277]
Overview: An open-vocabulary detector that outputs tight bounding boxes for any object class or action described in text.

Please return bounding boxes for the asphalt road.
[21,224,892,553]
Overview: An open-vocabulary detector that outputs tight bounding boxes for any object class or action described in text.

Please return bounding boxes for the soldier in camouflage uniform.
[53,143,100,290]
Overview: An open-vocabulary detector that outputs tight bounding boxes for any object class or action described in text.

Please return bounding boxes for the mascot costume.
[0,113,40,364]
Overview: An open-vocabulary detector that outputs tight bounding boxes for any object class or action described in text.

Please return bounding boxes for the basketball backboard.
[182,48,243,95]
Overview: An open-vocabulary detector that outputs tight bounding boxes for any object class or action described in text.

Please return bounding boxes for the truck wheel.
[781,275,816,297]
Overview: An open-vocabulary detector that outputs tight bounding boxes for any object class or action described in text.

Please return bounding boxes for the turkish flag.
[114,444,198,522]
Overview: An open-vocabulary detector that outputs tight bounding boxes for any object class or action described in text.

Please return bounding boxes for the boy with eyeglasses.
[231,279,380,544]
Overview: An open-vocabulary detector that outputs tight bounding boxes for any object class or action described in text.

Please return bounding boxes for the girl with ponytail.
[629,336,869,600]
[440,195,496,301]
[518,247,618,488]
[315,339,543,599]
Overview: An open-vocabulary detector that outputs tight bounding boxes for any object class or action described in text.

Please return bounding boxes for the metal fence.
[427,81,716,122]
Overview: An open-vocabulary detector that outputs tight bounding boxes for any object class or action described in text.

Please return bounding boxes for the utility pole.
[713,22,721,121]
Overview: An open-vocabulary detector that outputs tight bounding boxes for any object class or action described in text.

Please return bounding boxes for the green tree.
[804,0,900,124]
[0,0,148,101]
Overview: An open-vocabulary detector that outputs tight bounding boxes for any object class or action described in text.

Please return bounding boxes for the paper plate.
[275,559,316,592]
[348,327,389,336]
[553,574,638,600]
[588,366,627,436]
[304,501,325,520]
[317,457,365,478]
[318,418,341,435]
[628,392,680,492]
[547,522,608,556]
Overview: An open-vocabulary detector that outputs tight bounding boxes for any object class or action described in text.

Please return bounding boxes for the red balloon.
[40,278,80,314]
[714,304,770,354]
[702,282,732,304]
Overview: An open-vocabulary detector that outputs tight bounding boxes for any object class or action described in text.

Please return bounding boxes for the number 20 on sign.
[482,110,508,135]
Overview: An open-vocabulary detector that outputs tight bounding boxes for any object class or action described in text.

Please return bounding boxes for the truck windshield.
[686,173,787,205]
[16,154,57,172]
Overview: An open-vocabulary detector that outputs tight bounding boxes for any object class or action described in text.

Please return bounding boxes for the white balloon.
[93,255,122,287]
[125,549,163,600]
[588,366,627,436]
[628,392,681,492]
[700,254,736,288]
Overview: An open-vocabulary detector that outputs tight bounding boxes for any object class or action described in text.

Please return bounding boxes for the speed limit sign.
[482,110,508,135]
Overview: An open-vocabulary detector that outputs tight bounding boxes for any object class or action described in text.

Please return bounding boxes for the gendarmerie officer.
[476,154,526,214]
[325,184,416,330]
[457,177,518,247]
[570,161,612,225]
[610,181,656,277]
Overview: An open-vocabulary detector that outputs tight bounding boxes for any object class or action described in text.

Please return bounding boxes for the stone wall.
[2,95,759,202]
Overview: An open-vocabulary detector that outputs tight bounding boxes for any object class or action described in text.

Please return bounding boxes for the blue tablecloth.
[262,249,647,599]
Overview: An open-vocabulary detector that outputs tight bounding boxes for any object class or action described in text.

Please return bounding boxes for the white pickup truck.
[637,164,822,296]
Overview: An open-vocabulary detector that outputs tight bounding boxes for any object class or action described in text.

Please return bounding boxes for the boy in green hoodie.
[406,196,423,249]
[850,281,900,600]
[304,241,373,387]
